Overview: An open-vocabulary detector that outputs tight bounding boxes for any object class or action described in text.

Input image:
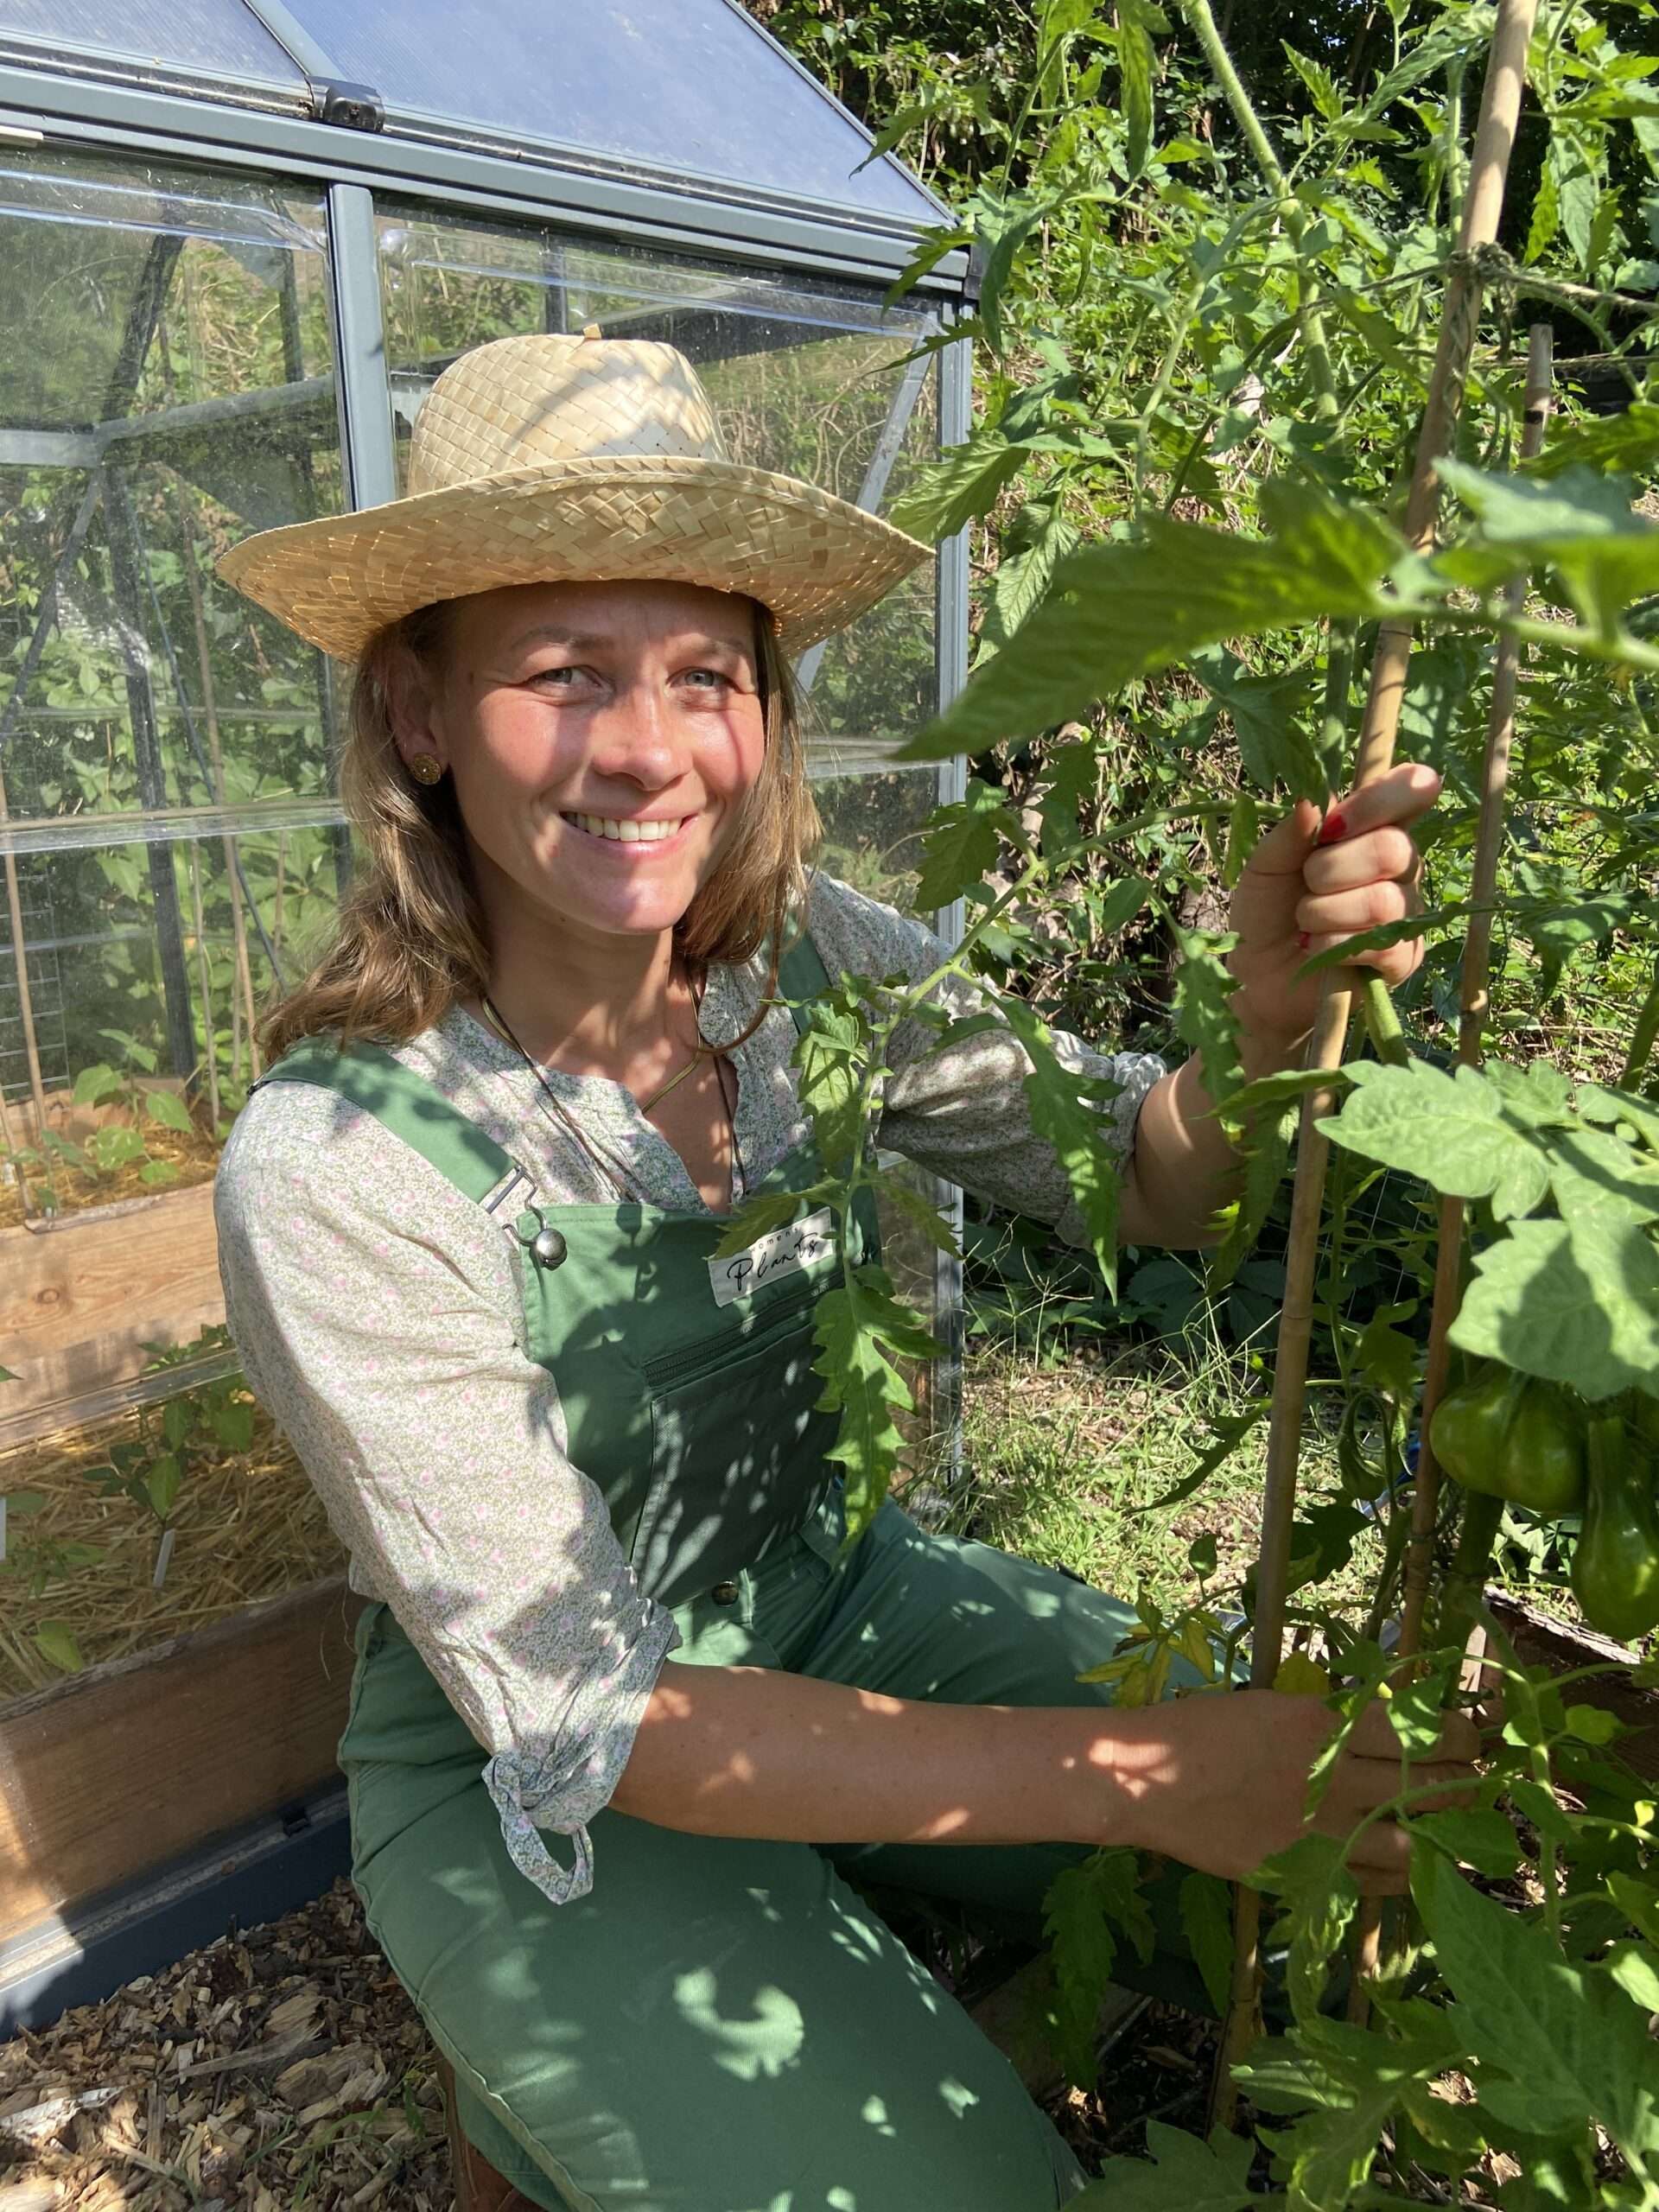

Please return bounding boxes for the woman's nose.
[587,682,679,787]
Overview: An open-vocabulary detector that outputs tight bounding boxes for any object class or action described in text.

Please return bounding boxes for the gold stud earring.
[409,753,446,786]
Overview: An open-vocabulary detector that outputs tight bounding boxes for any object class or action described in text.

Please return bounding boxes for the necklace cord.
[479,987,741,1208]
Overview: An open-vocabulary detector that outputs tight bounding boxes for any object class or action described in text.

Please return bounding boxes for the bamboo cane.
[0,761,49,1148]
[168,469,261,1088]
[188,839,221,1132]
[1398,323,1554,1661]
[1211,0,1539,2125]
[1345,327,1555,2025]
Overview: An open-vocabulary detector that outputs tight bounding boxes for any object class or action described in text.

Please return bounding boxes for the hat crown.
[405,332,728,495]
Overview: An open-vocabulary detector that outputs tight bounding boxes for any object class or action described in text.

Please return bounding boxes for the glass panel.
[0,821,343,1697]
[378,201,939,783]
[0,1340,338,1699]
[0,147,346,1486]
[0,0,308,100]
[286,0,939,222]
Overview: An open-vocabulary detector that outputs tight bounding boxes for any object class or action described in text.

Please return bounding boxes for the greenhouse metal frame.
[0,0,973,2029]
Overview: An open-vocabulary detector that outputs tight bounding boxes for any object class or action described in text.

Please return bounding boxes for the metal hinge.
[319,81,385,132]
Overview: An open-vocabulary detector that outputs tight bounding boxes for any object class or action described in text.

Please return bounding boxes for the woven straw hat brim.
[217,453,933,663]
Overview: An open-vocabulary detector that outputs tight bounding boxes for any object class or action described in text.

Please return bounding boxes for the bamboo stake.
[188,841,221,1132]
[1347,328,1554,2024]
[0,761,49,1147]
[1398,323,1554,1662]
[167,468,260,1089]
[1211,0,1539,2125]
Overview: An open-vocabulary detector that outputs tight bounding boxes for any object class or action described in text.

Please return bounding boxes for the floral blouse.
[214,873,1164,1903]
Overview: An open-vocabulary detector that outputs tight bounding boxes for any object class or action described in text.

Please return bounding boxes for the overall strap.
[775,926,831,1033]
[257,1039,516,1207]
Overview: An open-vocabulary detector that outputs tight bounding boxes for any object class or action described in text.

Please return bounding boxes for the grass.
[950,1332,1395,1643]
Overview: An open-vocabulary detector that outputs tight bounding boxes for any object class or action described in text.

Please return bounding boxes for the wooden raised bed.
[0,1179,226,1451]
[0,1578,360,1949]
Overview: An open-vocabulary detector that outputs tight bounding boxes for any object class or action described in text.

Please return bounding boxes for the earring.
[409,753,446,786]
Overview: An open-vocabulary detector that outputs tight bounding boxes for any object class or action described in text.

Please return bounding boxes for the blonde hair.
[261,597,819,1060]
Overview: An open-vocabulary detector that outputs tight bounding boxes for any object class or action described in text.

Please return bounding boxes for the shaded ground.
[0,1879,1217,2210]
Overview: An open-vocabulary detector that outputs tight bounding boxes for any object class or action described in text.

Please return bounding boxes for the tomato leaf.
[1409,1807,1521,1879]
[902,483,1401,756]
[1451,1209,1659,1402]
[1319,1060,1551,1220]
[811,1266,940,1541]
[1178,1871,1235,2018]
[889,419,1027,543]
[1072,2118,1263,2210]
[1044,1848,1154,2086]
[1248,1832,1359,2028]
[914,778,1020,909]
[1001,1000,1122,1294]
[1411,1840,1659,2151]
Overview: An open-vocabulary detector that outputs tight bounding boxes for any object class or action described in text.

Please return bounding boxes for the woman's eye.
[532,665,588,690]
[682,668,733,692]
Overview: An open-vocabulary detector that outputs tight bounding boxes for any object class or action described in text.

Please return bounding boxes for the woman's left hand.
[1227,761,1441,1061]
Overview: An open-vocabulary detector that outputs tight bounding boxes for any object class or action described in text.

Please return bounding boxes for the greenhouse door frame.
[0,72,974,2028]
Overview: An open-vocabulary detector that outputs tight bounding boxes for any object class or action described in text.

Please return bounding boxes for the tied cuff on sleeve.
[480,1604,683,1904]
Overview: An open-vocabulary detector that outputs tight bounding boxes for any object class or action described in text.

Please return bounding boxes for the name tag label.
[708,1206,836,1308]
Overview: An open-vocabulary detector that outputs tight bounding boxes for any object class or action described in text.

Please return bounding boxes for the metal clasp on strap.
[483,1168,568,1270]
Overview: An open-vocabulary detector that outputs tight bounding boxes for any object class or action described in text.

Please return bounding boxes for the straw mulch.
[0,1127,222,1233]
[0,1880,450,2212]
[0,1396,342,1701]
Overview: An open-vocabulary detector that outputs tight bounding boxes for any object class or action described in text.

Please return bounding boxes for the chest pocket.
[632,1276,835,1607]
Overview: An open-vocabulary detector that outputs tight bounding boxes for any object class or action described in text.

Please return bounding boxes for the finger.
[1302,825,1418,896]
[1431,1710,1482,1764]
[1297,881,1414,939]
[1353,1866,1412,1897]
[1317,763,1442,843]
[1347,1700,1402,1758]
[1300,933,1424,983]
[1239,795,1324,880]
[1341,1821,1411,1879]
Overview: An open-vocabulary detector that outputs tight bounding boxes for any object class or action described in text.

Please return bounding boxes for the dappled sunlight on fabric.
[671,1968,805,2081]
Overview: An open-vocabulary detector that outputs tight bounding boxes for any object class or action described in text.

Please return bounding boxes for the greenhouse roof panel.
[0,0,308,101]
[276,0,944,226]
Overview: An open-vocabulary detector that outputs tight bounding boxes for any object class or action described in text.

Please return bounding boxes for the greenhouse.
[0,0,973,2026]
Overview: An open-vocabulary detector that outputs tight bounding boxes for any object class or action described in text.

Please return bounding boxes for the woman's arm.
[215,1084,679,1904]
[817,765,1438,1261]
[612,1662,1475,1892]
[1121,764,1441,1249]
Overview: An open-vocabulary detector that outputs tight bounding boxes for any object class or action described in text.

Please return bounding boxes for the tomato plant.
[734,0,1659,2200]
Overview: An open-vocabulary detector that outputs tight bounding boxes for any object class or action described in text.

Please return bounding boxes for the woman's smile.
[558,809,696,849]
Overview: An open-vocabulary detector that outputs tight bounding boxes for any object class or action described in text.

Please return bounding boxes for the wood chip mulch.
[0,1883,449,2212]
[2,1878,1215,2209]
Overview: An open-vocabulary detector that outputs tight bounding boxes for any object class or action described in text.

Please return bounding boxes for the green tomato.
[1429,1361,1586,1519]
[1573,1415,1659,1646]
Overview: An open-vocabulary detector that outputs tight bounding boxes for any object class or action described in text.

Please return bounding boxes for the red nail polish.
[1296,931,1311,950]
[1318,808,1348,845]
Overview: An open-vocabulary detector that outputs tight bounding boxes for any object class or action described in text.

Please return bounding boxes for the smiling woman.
[210,330,1468,2212]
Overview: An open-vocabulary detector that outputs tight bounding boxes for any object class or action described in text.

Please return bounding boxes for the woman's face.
[404,578,769,950]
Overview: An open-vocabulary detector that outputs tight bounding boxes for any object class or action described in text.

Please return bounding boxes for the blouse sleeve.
[213,1083,680,1905]
[804,874,1166,1239]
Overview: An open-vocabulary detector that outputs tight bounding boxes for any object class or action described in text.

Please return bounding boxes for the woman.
[216,331,1473,2212]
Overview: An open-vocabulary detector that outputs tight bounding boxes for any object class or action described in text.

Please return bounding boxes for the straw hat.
[218,330,932,660]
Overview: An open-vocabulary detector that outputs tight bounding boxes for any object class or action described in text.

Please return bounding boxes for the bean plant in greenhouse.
[733,0,1659,2202]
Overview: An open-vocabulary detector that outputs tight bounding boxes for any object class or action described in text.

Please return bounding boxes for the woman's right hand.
[1105,1689,1482,1894]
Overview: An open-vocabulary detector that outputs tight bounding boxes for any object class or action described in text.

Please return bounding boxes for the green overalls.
[261,934,1186,2212]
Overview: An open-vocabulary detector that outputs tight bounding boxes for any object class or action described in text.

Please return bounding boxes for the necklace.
[479,978,742,1209]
